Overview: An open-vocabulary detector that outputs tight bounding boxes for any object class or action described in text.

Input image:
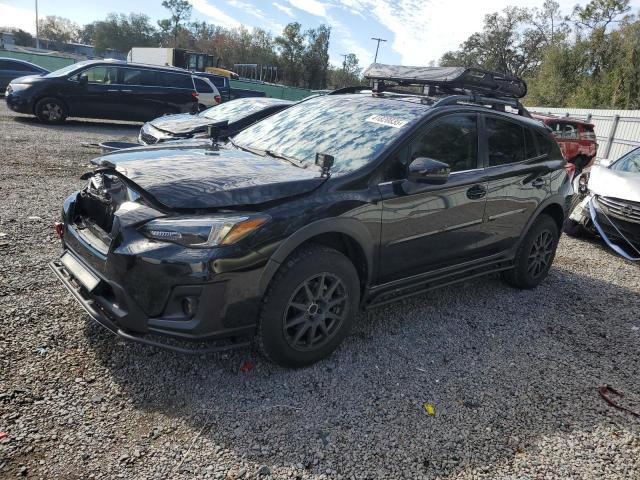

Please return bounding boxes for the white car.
[192,76,221,111]
[566,147,640,260]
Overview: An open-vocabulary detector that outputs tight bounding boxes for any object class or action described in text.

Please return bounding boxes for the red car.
[532,114,598,172]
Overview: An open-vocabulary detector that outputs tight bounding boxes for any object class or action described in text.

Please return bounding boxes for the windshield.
[611,148,640,173]
[232,95,429,174]
[201,98,288,124]
[44,61,92,78]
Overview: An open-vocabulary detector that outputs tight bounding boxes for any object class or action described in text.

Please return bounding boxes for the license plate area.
[60,252,100,292]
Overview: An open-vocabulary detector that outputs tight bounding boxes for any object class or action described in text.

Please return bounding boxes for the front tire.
[35,97,67,124]
[257,245,360,368]
[502,214,559,289]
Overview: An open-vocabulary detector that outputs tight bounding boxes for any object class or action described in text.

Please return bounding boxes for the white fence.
[528,107,640,161]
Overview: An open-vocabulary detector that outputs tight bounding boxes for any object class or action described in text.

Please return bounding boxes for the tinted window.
[158,72,193,89]
[1,61,39,72]
[524,128,538,159]
[535,131,562,158]
[19,63,41,72]
[611,148,640,173]
[410,114,478,172]
[210,77,226,88]
[486,117,525,166]
[121,68,157,86]
[194,77,213,93]
[0,60,10,69]
[233,95,429,174]
[82,66,118,84]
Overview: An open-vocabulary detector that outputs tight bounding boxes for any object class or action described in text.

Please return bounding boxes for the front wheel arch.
[34,96,68,123]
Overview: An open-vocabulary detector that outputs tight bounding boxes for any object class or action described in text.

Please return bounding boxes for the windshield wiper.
[265,149,307,169]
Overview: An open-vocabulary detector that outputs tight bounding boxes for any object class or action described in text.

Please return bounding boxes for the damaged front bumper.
[570,195,640,261]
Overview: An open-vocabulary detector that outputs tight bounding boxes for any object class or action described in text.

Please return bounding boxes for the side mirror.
[407,157,451,185]
[78,74,88,85]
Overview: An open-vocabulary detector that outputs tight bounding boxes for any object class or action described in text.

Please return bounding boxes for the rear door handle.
[466,184,487,200]
[107,89,119,92]
[532,177,545,188]
[120,89,133,93]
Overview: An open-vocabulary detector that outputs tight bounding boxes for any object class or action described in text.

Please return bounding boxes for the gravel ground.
[1,103,640,480]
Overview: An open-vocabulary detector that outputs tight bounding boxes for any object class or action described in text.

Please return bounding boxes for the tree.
[302,25,331,89]
[38,16,79,46]
[87,13,158,54]
[440,7,544,77]
[3,28,35,47]
[159,0,192,47]
[328,53,361,88]
[525,0,569,46]
[572,0,631,31]
[275,23,305,86]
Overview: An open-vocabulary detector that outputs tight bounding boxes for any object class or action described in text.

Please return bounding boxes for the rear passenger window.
[486,117,525,166]
[194,77,213,93]
[410,114,478,172]
[524,129,538,159]
[535,131,562,158]
[158,72,194,89]
[121,68,157,86]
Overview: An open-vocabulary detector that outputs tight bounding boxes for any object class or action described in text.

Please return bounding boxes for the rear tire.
[502,214,559,289]
[35,97,67,124]
[256,245,360,368]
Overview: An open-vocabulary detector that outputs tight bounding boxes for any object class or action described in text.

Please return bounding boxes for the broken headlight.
[140,215,269,248]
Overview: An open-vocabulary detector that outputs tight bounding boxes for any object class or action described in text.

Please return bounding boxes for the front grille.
[594,207,640,253]
[140,131,158,145]
[596,196,640,224]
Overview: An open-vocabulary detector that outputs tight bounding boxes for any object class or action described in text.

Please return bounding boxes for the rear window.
[535,131,562,158]
[581,125,597,141]
[209,76,226,88]
[194,77,213,93]
[486,117,525,166]
[158,72,194,89]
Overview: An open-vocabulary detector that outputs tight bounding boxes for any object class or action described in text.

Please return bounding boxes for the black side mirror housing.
[78,74,88,85]
[406,157,451,185]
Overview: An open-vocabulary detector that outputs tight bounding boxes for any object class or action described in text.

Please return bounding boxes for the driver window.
[381,114,478,181]
[410,114,478,172]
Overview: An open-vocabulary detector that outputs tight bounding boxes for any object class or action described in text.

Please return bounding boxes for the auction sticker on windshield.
[366,114,408,128]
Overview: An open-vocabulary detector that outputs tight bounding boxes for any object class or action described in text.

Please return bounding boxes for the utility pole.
[340,53,349,72]
[35,0,40,49]
[371,37,387,63]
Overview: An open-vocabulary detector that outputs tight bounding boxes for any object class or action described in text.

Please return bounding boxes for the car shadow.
[84,266,640,477]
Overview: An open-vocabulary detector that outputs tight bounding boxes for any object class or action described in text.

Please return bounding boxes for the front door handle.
[107,89,119,92]
[120,89,133,93]
[467,184,487,200]
[532,177,545,189]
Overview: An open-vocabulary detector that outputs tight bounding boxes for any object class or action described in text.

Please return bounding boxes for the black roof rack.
[363,64,527,99]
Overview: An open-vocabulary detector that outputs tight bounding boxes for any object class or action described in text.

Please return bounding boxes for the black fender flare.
[258,217,375,293]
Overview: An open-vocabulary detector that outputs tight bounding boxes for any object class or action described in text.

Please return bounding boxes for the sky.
[2,0,640,68]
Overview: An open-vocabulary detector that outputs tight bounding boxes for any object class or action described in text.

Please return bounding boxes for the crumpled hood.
[91,145,323,209]
[589,165,640,203]
[149,113,215,135]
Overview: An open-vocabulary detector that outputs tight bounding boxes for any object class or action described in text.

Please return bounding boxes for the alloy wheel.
[42,103,62,121]
[527,229,554,278]
[283,273,349,351]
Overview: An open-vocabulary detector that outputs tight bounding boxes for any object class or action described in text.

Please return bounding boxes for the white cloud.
[0,3,37,33]
[226,0,284,31]
[286,0,328,17]
[273,2,294,17]
[334,0,605,66]
[189,0,241,29]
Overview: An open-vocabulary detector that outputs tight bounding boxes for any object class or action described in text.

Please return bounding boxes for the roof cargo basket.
[363,64,527,99]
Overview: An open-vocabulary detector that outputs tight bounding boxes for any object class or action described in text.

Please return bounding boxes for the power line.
[371,37,387,63]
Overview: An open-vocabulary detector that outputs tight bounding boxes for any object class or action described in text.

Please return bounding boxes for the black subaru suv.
[51,65,571,367]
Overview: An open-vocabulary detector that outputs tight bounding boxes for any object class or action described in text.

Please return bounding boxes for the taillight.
[214,95,222,104]
[54,222,64,239]
[191,91,199,98]
[564,162,576,179]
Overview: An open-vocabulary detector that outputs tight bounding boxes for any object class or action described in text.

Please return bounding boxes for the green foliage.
[85,13,158,54]
[159,0,192,47]
[443,0,640,108]
[38,16,80,45]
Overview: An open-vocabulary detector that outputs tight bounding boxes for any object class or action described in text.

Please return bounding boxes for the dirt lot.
[1,103,640,479]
